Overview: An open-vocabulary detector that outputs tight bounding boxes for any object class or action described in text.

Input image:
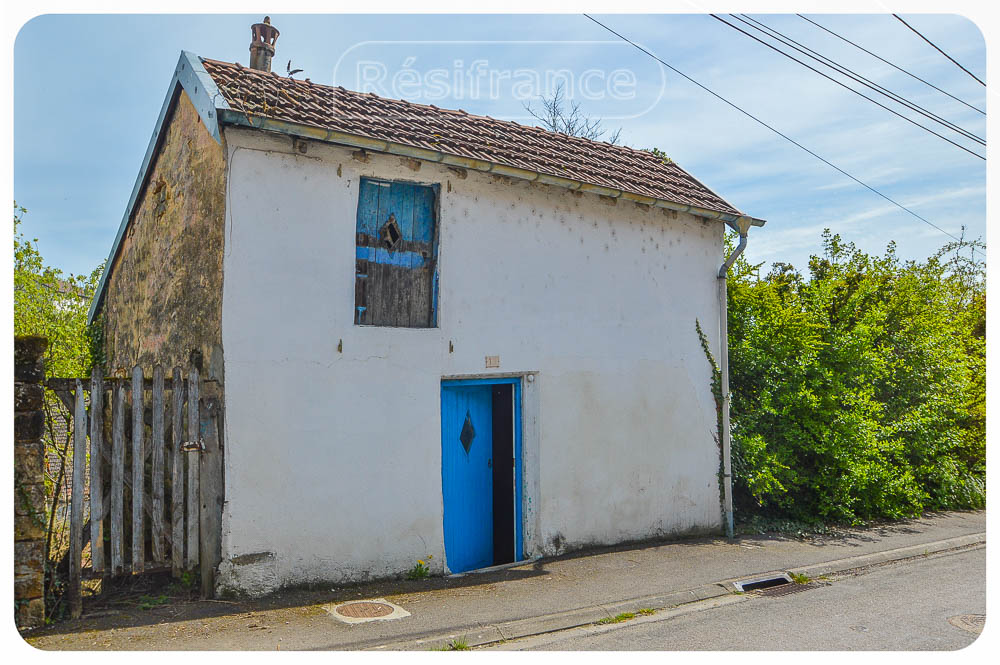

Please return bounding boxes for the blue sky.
[14,13,986,277]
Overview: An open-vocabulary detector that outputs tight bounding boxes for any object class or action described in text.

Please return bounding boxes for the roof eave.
[87,51,230,325]
[216,109,766,231]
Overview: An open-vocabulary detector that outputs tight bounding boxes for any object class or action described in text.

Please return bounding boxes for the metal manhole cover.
[324,598,411,624]
[948,614,985,635]
[338,602,394,618]
[754,582,823,598]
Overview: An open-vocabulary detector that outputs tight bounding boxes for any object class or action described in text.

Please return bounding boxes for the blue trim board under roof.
[86,51,228,324]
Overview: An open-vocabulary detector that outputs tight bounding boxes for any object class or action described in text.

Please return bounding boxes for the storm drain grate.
[947,614,985,635]
[734,573,793,592]
[753,582,823,598]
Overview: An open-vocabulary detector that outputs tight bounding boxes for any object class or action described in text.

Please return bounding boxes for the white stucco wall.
[217,128,726,595]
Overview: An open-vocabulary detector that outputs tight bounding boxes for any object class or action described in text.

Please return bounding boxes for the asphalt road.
[489,546,986,650]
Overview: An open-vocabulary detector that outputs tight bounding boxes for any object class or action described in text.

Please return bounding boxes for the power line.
[710,14,984,160]
[580,14,963,244]
[736,14,984,146]
[892,14,985,87]
[797,14,985,116]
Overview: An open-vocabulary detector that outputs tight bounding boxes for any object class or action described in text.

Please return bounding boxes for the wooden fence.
[46,366,223,618]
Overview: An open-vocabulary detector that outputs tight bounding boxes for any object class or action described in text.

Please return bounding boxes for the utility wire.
[581,14,963,244]
[892,14,986,87]
[710,14,984,160]
[797,14,985,116]
[736,14,984,146]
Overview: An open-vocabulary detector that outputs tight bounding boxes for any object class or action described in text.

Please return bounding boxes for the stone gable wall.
[101,90,227,380]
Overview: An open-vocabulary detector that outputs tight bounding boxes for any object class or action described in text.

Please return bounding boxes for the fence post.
[186,367,200,570]
[171,367,184,576]
[131,366,145,573]
[199,382,223,598]
[14,336,47,629]
[68,379,87,618]
[110,383,125,575]
[151,366,165,564]
[89,367,105,576]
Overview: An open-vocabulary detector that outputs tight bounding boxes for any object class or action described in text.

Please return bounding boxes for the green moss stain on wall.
[102,90,226,377]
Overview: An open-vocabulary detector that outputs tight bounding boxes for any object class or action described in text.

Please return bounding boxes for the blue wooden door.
[441,384,494,573]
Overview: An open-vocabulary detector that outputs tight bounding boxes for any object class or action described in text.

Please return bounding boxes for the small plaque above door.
[485,355,500,369]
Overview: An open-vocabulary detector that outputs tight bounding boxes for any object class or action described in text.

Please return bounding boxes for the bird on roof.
[286,60,304,78]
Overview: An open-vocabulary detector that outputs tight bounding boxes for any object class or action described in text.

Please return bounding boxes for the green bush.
[725,230,985,525]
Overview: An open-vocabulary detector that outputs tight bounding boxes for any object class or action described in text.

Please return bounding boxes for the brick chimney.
[249,16,279,72]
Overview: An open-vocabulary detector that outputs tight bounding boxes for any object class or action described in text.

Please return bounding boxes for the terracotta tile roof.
[201,58,743,217]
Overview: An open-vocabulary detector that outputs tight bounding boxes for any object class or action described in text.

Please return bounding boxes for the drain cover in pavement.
[948,614,985,635]
[753,582,824,598]
[324,598,411,624]
[339,602,394,618]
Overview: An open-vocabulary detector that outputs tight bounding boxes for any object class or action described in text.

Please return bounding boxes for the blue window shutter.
[355,178,438,327]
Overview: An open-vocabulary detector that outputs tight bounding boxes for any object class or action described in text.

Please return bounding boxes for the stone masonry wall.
[14,336,47,629]
[101,89,227,379]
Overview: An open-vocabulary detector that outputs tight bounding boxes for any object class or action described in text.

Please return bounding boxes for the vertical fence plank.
[89,368,105,574]
[171,367,184,576]
[199,389,223,598]
[151,366,165,564]
[186,367,200,569]
[111,383,125,574]
[131,366,145,573]
[68,380,87,618]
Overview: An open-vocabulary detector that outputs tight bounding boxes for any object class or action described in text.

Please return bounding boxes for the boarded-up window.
[355,177,439,327]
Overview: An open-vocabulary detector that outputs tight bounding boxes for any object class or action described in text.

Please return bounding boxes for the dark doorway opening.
[491,384,515,565]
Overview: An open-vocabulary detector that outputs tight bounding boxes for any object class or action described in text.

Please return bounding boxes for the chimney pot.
[249,16,279,72]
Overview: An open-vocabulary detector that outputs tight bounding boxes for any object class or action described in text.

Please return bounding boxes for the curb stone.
[376,531,986,651]
[788,533,985,581]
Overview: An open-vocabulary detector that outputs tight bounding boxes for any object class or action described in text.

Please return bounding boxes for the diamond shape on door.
[459,410,476,453]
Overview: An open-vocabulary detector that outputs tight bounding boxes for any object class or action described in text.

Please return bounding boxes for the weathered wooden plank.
[186,367,200,569]
[151,366,165,564]
[131,365,145,573]
[68,379,87,618]
[394,182,415,328]
[355,259,368,325]
[413,184,437,327]
[171,366,184,576]
[372,180,393,326]
[110,383,125,574]
[356,178,381,325]
[387,182,405,328]
[49,377,183,392]
[89,368,105,574]
[199,389,224,598]
[52,388,76,413]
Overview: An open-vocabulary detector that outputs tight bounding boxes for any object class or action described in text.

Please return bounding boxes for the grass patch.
[789,572,811,584]
[432,637,471,651]
[136,594,169,610]
[637,608,656,616]
[597,612,636,625]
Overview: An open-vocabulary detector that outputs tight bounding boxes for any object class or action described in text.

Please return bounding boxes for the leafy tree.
[724,230,986,524]
[14,201,103,377]
[14,201,104,621]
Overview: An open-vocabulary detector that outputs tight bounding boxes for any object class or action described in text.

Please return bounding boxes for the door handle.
[488,458,492,469]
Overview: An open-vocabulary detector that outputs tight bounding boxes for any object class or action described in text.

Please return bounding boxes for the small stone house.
[89,20,764,596]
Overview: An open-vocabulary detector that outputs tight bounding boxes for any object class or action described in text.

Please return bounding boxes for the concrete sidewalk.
[24,510,985,651]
